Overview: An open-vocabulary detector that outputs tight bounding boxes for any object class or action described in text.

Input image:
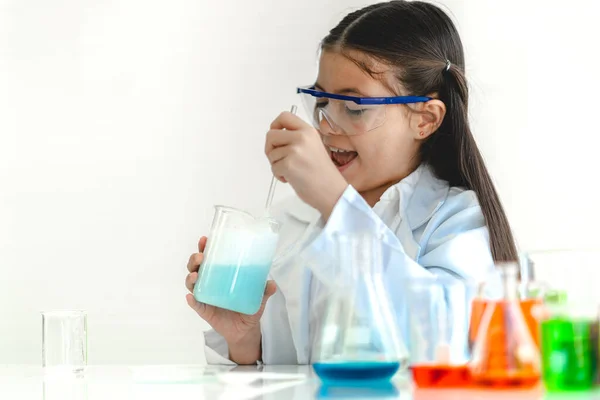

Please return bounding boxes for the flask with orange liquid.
[469,292,543,352]
[469,263,541,388]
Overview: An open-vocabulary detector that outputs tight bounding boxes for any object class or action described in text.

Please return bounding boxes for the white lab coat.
[203,164,499,365]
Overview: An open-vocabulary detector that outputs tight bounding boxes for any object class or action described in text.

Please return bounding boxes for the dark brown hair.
[321,0,518,262]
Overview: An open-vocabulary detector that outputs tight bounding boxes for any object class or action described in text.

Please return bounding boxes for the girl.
[185,0,517,365]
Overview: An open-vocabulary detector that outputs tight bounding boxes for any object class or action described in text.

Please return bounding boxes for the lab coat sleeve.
[203,329,236,365]
[302,185,433,282]
[301,185,495,360]
[302,185,494,282]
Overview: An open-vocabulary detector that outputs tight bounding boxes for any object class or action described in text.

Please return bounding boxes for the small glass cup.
[42,310,87,375]
[406,277,477,388]
[193,205,280,315]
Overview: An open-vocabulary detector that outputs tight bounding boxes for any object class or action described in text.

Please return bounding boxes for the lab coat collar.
[283,163,449,230]
[398,164,449,230]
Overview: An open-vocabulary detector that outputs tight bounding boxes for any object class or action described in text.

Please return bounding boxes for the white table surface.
[0,365,597,400]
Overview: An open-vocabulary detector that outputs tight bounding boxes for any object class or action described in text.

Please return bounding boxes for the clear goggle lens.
[299,91,387,136]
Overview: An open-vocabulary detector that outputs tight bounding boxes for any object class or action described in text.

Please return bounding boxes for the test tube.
[42,310,87,375]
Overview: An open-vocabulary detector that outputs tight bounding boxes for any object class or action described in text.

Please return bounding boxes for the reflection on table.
[2,365,600,400]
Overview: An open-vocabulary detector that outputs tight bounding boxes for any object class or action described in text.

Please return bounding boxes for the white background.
[1,0,599,364]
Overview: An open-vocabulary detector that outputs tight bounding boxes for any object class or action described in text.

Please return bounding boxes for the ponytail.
[430,62,518,262]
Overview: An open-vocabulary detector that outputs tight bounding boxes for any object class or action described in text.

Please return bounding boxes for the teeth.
[328,146,352,153]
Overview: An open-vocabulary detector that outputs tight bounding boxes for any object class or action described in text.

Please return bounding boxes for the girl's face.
[314,50,442,203]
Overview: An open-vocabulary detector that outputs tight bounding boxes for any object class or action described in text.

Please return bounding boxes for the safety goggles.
[297,86,431,136]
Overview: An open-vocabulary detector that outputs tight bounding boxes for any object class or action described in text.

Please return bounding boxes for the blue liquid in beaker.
[313,361,400,384]
[194,264,270,315]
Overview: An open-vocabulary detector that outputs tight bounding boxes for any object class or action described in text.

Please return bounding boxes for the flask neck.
[335,232,383,282]
[498,262,520,300]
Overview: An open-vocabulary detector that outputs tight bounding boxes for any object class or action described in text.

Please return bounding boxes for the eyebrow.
[314,82,369,97]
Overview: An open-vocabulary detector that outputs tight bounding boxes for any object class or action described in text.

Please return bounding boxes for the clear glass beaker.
[310,232,409,384]
[41,310,87,374]
[469,263,541,388]
[406,277,478,388]
[193,205,280,315]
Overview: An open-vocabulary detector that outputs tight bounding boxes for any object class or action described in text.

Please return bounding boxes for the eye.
[315,100,327,109]
[344,103,371,117]
[345,107,367,116]
[344,100,372,115]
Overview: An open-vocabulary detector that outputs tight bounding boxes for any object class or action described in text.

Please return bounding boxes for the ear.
[411,99,446,140]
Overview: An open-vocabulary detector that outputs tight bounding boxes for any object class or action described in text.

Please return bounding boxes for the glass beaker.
[527,249,600,386]
[42,310,87,375]
[193,205,280,315]
[469,263,541,388]
[539,304,597,392]
[310,232,409,384]
[407,277,478,388]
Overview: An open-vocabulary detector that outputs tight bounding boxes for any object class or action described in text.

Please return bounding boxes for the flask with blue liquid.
[309,232,409,385]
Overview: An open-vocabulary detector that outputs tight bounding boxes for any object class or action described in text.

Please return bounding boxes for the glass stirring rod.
[265,105,298,211]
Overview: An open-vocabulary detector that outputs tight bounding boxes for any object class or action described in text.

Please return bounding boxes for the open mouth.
[328,145,358,168]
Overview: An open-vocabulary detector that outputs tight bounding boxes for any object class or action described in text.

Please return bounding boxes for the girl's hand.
[185,236,277,364]
[265,111,347,219]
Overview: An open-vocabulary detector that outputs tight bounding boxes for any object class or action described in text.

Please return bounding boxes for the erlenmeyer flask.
[469,263,541,388]
[310,232,409,384]
[469,282,543,354]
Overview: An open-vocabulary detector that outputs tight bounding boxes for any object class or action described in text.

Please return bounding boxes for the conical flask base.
[313,360,401,385]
